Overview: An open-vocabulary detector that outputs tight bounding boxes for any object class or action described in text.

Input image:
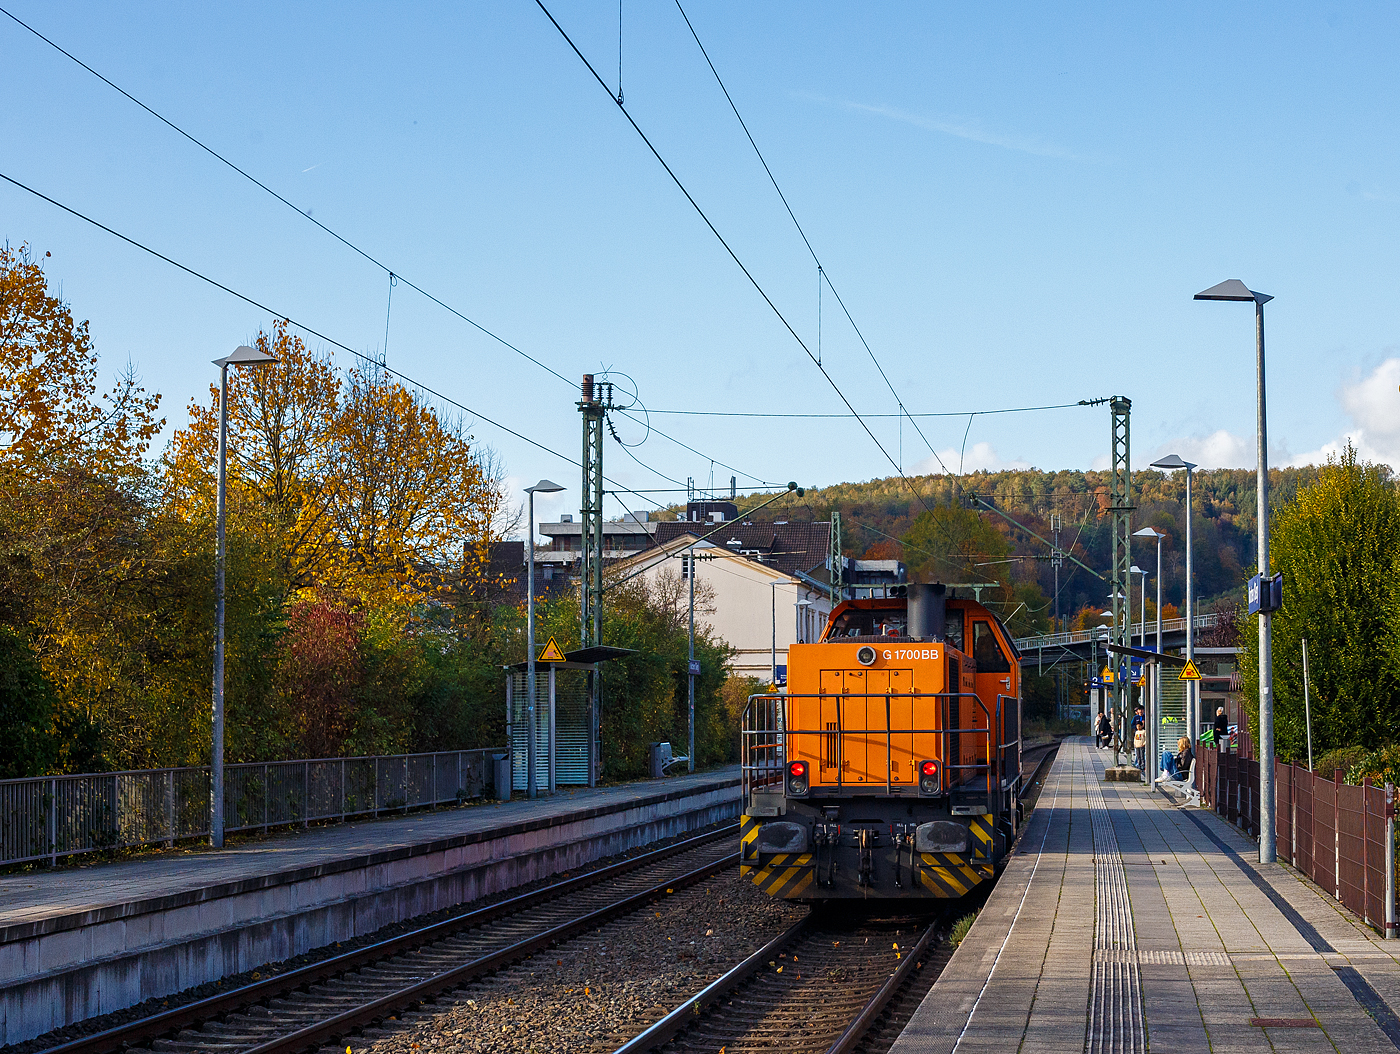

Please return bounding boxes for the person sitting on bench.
[1155,737,1194,782]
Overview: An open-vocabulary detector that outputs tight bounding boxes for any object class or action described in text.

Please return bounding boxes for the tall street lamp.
[525,479,565,799]
[210,344,277,848]
[1151,454,1198,748]
[1196,278,1277,864]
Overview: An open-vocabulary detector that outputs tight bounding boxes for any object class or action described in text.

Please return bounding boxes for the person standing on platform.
[1097,711,1112,749]
[1213,706,1230,750]
[1130,705,1146,768]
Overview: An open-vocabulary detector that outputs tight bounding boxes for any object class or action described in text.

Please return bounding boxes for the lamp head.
[1150,453,1197,471]
[1195,279,1273,305]
[213,344,278,369]
[526,479,565,495]
[1132,527,1163,540]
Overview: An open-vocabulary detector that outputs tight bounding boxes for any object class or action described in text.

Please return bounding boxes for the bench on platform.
[1157,758,1200,808]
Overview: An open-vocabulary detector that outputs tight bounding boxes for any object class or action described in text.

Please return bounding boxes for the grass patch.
[949,912,977,947]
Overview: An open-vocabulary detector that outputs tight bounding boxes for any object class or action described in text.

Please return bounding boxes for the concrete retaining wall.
[0,778,739,1045]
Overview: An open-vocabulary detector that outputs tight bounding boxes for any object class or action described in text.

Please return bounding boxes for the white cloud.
[1152,358,1400,473]
[1148,430,1255,470]
[914,441,1031,475]
[1337,357,1400,466]
[796,92,1084,161]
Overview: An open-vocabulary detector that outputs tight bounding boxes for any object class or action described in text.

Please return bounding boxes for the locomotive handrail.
[740,690,1001,801]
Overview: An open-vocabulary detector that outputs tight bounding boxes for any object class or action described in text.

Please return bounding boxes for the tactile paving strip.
[1095,949,1231,966]
[1085,768,1146,1054]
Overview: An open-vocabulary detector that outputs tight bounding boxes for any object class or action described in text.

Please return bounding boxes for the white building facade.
[612,534,834,684]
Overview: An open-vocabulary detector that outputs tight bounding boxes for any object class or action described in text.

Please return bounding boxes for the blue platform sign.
[1248,573,1284,615]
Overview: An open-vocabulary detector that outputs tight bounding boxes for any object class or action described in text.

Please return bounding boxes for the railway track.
[38,741,1064,1054]
[609,738,1063,1054]
[37,827,739,1054]
[609,912,943,1054]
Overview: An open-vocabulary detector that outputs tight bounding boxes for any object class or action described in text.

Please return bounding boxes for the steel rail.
[824,920,940,1054]
[243,851,738,1054]
[610,740,1060,1054]
[39,825,737,1054]
[609,916,813,1054]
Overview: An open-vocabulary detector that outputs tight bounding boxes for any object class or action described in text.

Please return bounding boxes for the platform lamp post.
[1134,527,1165,782]
[1106,591,1127,764]
[210,344,277,848]
[1196,278,1276,863]
[1151,454,1198,750]
[1130,566,1147,647]
[1130,565,1146,761]
[525,480,565,799]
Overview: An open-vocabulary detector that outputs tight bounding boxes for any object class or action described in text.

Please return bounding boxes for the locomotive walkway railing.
[741,692,1004,803]
[0,748,499,867]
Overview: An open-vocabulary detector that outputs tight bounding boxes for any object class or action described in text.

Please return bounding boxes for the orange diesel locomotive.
[739,583,1023,900]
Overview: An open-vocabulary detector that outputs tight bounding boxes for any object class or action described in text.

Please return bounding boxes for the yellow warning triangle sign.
[1178,659,1202,681]
[539,636,566,662]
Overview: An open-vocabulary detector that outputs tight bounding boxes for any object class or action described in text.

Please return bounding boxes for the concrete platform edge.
[0,780,738,1045]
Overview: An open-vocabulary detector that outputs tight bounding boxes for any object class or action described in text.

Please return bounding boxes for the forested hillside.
[718,465,1324,632]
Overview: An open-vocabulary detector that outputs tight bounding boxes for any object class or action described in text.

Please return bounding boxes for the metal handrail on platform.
[0,748,501,866]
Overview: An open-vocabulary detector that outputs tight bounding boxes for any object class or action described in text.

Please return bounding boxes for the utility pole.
[1108,397,1133,767]
[1050,513,1063,634]
[579,375,608,647]
[579,374,609,784]
[829,510,843,606]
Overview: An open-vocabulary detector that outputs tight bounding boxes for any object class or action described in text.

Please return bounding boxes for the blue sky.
[4,2,1398,526]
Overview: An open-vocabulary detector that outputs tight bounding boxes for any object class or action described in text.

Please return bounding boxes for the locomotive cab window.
[945,609,964,652]
[828,609,907,638]
[972,621,1010,673]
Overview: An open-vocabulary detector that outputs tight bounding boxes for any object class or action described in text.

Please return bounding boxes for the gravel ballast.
[340,871,805,1054]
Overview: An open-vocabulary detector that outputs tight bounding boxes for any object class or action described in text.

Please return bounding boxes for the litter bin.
[491,753,510,801]
[648,742,674,779]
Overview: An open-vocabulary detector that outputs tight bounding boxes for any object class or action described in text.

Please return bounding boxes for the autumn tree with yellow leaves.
[2,247,517,773]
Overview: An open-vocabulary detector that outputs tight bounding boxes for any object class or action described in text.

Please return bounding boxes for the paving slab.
[890,740,1400,1053]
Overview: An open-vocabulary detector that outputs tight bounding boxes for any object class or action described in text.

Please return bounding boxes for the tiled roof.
[652,519,830,577]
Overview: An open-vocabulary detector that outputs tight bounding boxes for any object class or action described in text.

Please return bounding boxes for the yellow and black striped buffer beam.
[740,815,815,898]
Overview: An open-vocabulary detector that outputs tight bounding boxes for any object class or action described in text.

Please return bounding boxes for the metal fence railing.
[1014,612,1219,652]
[0,749,500,866]
[1197,749,1395,932]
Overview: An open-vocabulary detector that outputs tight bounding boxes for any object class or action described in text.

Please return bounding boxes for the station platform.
[0,767,739,1046]
[892,740,1400,1054]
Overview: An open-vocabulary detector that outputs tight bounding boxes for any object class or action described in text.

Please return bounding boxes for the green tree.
[1241,445,1400,760]
[0,627,58,778]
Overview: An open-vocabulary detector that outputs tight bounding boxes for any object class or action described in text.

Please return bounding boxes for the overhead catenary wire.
[0,4,787,498]
[671,0,955,478]
[0,168,680,513]
[638,401,1093,419]
[533,0,938,521]
[0,3,575,388]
